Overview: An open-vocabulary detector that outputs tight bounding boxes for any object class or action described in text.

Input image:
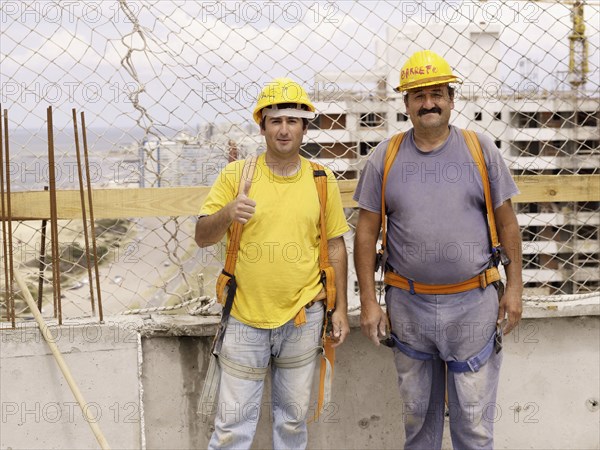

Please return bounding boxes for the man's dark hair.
[448,85,455,99]
[260,103,309,130]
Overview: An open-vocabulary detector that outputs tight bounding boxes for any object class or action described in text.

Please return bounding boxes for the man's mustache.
[418,107,442,116]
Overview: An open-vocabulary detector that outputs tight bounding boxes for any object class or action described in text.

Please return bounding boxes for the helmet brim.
[395,76,463,93]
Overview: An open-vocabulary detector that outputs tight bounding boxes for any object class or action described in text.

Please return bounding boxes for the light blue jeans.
[386,285,503,450]
[208,302,324,450]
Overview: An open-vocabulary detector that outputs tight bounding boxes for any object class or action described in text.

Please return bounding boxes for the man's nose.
[422,94,436,108]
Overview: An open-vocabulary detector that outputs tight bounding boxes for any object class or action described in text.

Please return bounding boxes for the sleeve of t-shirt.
[325,168,350,239]
[478,133,521,209]
[352,139,389,214]
[198,160,244,216]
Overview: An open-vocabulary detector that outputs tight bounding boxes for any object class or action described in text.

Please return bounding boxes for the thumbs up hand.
[228,178,256,224]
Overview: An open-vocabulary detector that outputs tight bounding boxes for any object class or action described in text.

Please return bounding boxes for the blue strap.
[446,331,497,373]
[407,279,416,295]
[389,331,498,373]
[389,334,437,361]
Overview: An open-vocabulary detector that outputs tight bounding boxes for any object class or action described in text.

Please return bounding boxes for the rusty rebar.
[72,109,96,316]
[3,109,15,327]
[80,112,104,322]
[37,186,49,310]
[0,107,7,322]
[47,106,62,324]
[0,107,12,326]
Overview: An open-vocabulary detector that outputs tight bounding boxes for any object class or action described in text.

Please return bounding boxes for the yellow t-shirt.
[200,154,349,329]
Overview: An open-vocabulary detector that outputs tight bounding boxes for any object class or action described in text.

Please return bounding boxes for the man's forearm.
[495,201,523,292]
[354,210,381,306]
[195,206,232,247]
[354,209,387,344]
[328,236,348,312]
[495,200,523,333]
[500,220,523,292]
[354,237,378,305]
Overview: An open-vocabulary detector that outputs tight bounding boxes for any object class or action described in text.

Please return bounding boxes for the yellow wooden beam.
[4,175,599,220]
[511,174,600,204]
[7,187,210,220]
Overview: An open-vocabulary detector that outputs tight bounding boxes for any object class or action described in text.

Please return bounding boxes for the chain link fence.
[1,0,598,322]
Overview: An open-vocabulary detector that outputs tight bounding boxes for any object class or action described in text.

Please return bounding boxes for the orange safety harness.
[214,157,337,420]
[375,130,508,404]
[377,129,507,294]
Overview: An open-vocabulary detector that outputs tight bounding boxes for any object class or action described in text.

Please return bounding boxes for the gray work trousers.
[386,284,502,450]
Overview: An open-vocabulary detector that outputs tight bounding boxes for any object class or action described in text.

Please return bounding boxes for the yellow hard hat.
[395,50,462,92]
[253,78,316,124]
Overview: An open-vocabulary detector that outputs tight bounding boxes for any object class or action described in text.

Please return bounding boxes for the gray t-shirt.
[354,125,519,284]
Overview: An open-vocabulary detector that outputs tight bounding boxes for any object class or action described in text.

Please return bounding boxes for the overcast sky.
[1,1,598,133]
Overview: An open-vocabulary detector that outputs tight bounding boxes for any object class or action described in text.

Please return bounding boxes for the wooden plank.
[338,180,358,208]
[511,175,600,203]
[9,187,211,220]
[5,175,599,220]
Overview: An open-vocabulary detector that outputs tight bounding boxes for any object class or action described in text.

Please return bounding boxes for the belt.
[294,287,327,326]
[384,267,500,295]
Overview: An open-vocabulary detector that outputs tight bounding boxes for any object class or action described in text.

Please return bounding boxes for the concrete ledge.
[135,293,600,336]
[2,293,597,339]
[140,314,219,337]
[523,296,600,318]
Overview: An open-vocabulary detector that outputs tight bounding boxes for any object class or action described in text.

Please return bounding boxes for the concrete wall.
[0,319,143,449]
[1,312,599,449]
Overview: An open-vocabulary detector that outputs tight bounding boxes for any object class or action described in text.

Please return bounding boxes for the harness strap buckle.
[466,357,481,372]
[479,272,487,289]
[375,250,383,272]
[499,246,511,266]
[446,330,497,373]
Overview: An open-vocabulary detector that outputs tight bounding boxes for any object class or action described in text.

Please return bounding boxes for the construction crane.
[531,0,592,89]
[568,0,589,88]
